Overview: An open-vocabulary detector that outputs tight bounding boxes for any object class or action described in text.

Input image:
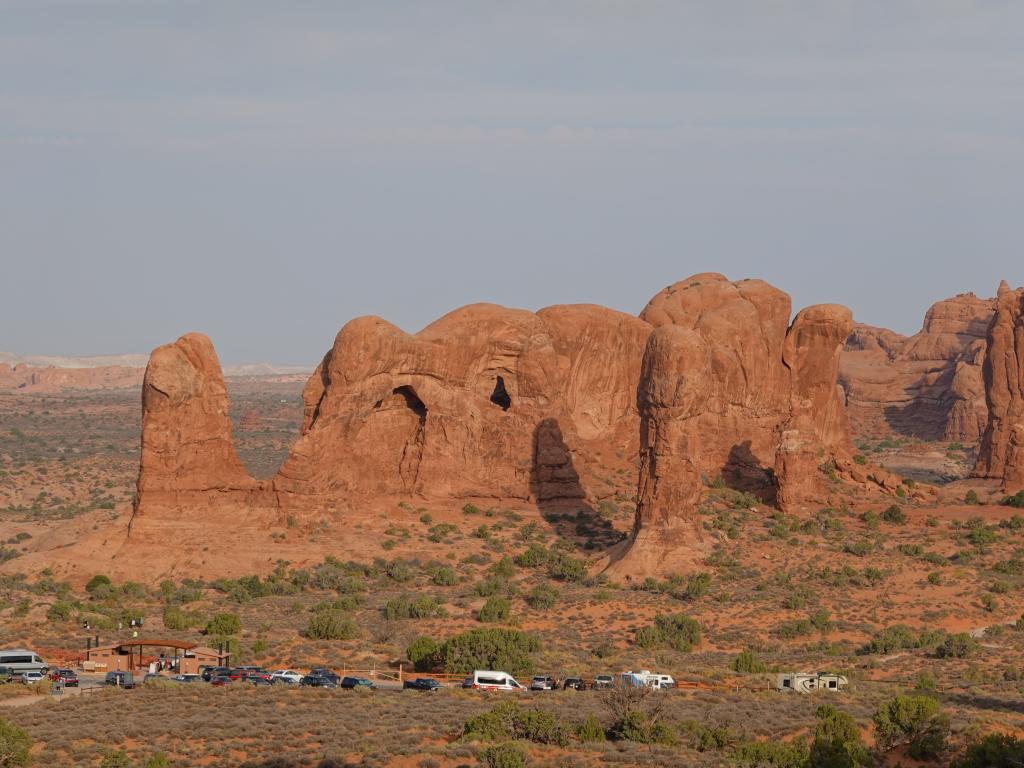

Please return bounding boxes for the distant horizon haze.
[2,2,1022,365]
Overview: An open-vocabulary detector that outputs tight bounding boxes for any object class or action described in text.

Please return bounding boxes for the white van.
[472,670,525,691]
[0,649,48,675]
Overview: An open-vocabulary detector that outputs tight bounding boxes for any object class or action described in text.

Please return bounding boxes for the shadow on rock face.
[530,418,623,551]
[724,440,777,503]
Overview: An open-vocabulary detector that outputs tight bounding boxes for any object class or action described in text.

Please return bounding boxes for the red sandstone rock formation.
[975,283,1024,490]
[607,275,854,577]
[278,303,652,504]
[0,363,142,393]
[132,333,260,518]
[132,306,652,533]
[839,292,994,443]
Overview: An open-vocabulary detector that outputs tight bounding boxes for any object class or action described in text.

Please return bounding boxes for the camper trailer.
[618,670,676,690]
[775,672,848,694]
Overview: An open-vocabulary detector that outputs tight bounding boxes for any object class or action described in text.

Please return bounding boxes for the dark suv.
[300,673,338,688]
[202,666,232,682]
[403,678,442,691]
[340,676,374,690]
[562,677,585,691]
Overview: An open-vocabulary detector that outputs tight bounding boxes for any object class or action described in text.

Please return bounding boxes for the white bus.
[0,649,48,675]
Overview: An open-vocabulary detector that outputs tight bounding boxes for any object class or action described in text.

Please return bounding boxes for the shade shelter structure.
[84,638,230,673]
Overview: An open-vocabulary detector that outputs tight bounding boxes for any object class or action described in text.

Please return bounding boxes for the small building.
[83,639,230,673]
[775,672,848,693]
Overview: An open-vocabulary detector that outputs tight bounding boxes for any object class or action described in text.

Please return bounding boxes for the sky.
[1,1,1022,365]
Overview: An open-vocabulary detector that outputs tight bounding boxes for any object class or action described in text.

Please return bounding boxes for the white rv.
[471,670,525,691]
[0,649,48,675]
[775,672,848,694]
[619,670,676,690]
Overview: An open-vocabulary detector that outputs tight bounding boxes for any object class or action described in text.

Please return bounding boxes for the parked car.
[591,675,614,690]
[461,677,473,689]
[210,675,233,687]
[403,678,443,691]
[270,669,303,685]
[202,666,232,682]
[21,670,45,685]
[228,668,272,683]
[0,666,17,683]
[562,677,585,691]
[104,671,135,689]
[300,674,338,688]
[340,676,374,690]
[307,668,341,685]
[530,675,556,691]
[171,674,203,684]
[49,669,79,687]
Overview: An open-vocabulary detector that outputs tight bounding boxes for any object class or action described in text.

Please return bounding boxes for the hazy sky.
[2,1,1022,364]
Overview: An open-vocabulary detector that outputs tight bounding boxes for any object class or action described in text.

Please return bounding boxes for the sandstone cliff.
[0,363,143,392]
[839,292,994,442]
[975,283,1024,490]
[607,274,854,577]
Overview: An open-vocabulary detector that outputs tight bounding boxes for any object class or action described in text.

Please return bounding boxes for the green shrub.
[384,594,443,620]
[526,584,559,610]
[0,717,32,767]
[440,628,540,676]
[463,700,569,746]
[965,489,980,505]
[683,572,712,600]
[479,597,511,623]
[733,739,809,768]
[406,636,439,672]
[100,749,132,768]
[863,624,917,655]
[305,609,357,640]
[143,755,172,768]
[431,566,458,586]
[478,742,527,768]
[872,695,949,760]
[577,714,606,742]
[954,733,1024,768]
[970,526,999,547]
[85,574,112,593]
[882,504,906,524]
[731,650,767,674]
[635,613,701,652]
[162,604,203,631]
[936,632,977,659]
[512,544,552,569]
[546,551,586,582]
[1000,490,1024,508]
[843,540,872,557]
[204,612,241,636]
[45,601,73,622]
[811,704,870,767]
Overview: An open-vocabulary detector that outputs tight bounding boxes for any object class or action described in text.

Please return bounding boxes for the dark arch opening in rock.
[490,376,512,411]
[393,385,427,422]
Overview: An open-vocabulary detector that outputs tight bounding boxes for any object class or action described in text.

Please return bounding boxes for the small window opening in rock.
[490,376,512,411]
[392,386,427,419]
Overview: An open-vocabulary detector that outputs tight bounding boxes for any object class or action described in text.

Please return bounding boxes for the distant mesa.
[0,350,310,393]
